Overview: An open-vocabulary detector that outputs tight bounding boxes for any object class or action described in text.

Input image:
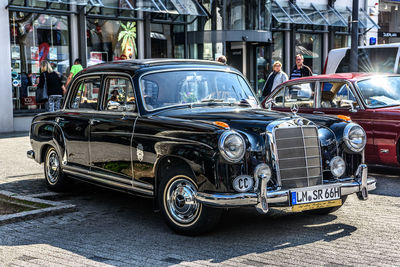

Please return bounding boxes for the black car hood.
[154,106,341,130]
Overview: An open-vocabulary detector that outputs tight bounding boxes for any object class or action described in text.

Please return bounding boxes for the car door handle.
[90,119,101,125]
[313,111,325,115]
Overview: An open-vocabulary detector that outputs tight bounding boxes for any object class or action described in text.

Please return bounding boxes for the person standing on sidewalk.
[262,61,288,98]
[38,61,63,112]
[289,54,312,80]
[65,58,83,89]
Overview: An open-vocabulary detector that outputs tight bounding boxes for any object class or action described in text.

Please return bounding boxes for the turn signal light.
[337,115,351,122]
[213,121,230,129]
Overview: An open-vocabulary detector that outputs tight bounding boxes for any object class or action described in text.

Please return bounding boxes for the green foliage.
[118,22,137,57]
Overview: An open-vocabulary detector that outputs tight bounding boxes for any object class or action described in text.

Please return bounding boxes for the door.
[89,76,138,189]
[316,80,375,159]
[270,81,318,114]
[60,76,102,169]
[252,44,272,99]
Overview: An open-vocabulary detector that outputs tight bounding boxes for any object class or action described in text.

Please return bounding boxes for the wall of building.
[0,0,13,133]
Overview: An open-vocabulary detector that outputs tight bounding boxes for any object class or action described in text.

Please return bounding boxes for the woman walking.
[262,61,288,98]
[38,61,63,112]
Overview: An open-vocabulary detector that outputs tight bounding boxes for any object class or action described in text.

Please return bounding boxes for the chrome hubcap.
[46,150,59,184]
[166,178,199,224]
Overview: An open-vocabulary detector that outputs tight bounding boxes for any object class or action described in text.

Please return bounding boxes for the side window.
[104,77,136,112]
[320,82,357,109]
[272,82,316,108]
[70,77,101,110]
[272,87,285,107]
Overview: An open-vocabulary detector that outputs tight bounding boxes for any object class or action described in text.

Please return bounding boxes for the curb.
[0,190,78,225]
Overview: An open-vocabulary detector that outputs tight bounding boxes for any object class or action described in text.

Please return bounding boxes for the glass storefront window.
[295,33,322,75]
[335,34,350,49]
[87,19,138,64]
[272,32,283,64]
[9,12,70,112]
[226,0,271,31]
[151,23,172,58]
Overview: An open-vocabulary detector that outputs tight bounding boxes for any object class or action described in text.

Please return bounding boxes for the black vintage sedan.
[28,59,376,235]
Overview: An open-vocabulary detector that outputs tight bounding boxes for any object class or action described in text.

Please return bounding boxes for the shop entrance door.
[226,42,244,73]
[247,44,272,99]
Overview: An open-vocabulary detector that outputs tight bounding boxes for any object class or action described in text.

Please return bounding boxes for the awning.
[336,7,380,29]
[271,1,380,29]
[11,0,208,16]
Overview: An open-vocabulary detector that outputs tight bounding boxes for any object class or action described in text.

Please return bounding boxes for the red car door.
[316,80,376,162]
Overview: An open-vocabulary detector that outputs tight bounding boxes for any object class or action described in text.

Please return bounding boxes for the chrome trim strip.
[63,164,154,193]
[64,169,154,196]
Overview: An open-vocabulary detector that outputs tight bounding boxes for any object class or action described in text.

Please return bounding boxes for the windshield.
[140,70,258,111]
[357,76,400,108]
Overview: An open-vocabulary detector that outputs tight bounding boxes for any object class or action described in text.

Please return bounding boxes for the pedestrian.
[289,54,312,80]
[262,61,288,98]
[65,58,83,89]
[216,55,227,65]
[38,60,63,112]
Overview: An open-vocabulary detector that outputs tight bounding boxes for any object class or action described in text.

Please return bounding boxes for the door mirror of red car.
[341,99,358,112]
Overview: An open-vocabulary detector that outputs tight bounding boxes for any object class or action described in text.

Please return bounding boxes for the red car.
[261,73,400,167]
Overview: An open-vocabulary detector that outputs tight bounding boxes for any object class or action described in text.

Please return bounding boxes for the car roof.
[283,73,400,84]
[81,59,227,75]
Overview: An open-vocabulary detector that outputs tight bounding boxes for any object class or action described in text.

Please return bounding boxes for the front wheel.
[44,146,69,192]
[159,174,222,235]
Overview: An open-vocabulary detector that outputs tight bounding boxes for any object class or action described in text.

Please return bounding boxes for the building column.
[69,5,79,63]
[323,25,329,69]
[137,11,145,59]
[77,7,87,67]
[0,0,13,133]
[284,27,291,75]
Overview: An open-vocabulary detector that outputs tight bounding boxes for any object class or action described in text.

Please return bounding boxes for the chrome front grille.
[274,126,323,189]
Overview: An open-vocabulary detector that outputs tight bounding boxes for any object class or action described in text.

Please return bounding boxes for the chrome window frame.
[63,71,140,116]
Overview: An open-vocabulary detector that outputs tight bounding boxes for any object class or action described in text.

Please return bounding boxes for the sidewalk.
[0,132,44,195]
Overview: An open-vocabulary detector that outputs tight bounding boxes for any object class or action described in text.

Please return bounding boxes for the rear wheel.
[306,196,348,215]
[44,147,69,192]
[159,172,222,235]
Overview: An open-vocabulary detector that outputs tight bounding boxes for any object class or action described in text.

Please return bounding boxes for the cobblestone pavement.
[1,134,400,266]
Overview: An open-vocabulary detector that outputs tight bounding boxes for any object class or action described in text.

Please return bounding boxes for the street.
[1,134,400,267]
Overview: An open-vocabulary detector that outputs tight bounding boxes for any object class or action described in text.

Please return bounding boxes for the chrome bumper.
[195,164,376,213]
[27,150,35,160]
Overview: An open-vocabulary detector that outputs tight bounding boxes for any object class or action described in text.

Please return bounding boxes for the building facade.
[0,0,379,132]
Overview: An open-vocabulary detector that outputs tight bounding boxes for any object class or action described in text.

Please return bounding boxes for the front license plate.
[291,185,341,212]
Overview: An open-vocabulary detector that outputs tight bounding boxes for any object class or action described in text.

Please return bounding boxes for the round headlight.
[330,156,346,177]
[344,123,366,152]
[219,131,246,163]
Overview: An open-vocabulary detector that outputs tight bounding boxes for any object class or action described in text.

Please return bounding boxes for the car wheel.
[305,196,348,215]
[44,146,69,192]
[159,173,222,235]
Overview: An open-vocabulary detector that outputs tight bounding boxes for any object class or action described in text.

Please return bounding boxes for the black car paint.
[30,60,359,201]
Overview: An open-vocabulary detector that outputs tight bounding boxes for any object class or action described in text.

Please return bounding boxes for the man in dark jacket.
[289,54,312,80]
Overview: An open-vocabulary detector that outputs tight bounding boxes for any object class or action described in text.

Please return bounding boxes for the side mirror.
[107,101,121,111]
[341,99,358,112]
[265,99,276,110]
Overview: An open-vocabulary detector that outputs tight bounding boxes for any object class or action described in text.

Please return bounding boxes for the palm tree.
[118,22,137,59]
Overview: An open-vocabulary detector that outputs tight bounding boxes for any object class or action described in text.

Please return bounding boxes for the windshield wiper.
[200,98,224,103]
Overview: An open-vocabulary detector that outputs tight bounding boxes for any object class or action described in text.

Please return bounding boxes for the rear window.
[336,47,398,73]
